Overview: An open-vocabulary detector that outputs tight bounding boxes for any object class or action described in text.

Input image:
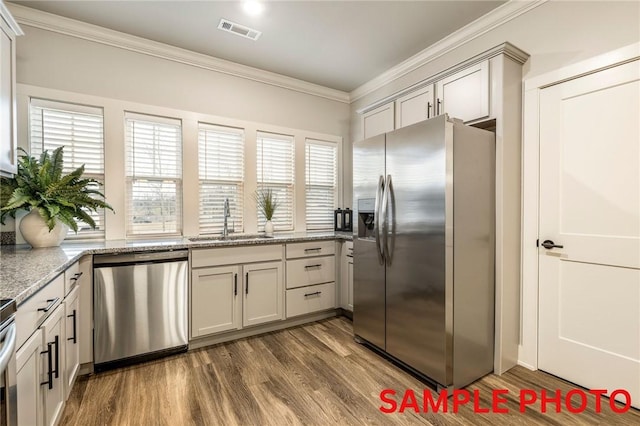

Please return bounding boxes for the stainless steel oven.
[0,299,17,426]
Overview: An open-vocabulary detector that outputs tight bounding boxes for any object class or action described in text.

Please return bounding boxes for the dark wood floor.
[61,317,639,425]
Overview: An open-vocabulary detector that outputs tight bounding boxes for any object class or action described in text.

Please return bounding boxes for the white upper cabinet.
[435,60,490,123]
[0,5,21,176]
[362,102,394,139]
[395,85,435,129]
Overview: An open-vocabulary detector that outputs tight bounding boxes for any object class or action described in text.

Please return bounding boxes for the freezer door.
[384,116,452,385]
[353,134,386,349]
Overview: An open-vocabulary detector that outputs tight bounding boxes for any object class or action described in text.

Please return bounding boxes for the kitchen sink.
[188,234,271,242]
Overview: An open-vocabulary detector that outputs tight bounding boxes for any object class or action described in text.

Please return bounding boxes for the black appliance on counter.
[334,208,353,232]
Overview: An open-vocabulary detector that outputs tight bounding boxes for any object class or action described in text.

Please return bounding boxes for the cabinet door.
[77,255,93,365]
[339,242,353,311]
[191,265,241,338]
[395,85,435,129]
[16,329,44,426]
[40,305,65,426]
[435,61,489,123]
[64,286,80,399]
[243,261,284,327]
[0,18,16,175]
[362,102,394,139]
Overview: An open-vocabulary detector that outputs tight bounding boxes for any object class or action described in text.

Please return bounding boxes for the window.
[256,132,294,231]
[198,123,244,234]
[125,112,182,236]
[29,99,105,238]
[305,140,338,230]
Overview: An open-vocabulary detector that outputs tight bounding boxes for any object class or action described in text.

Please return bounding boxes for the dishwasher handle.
[94,250,188,267]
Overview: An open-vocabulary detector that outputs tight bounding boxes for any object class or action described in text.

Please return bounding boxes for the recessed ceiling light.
[243,1,264,16]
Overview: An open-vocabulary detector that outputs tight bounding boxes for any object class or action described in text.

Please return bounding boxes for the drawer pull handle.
[37,298,59,313]
[304,248,322,252]
[70,271,83,282]
[304,291,322,297]
[304,264,322,269]
[346,255,353,258]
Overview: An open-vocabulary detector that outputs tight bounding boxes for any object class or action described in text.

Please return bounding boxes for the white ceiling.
[9,1,506,92]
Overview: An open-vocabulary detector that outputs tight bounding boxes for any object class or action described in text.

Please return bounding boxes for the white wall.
[17,26,350,138]
[6,24,351,240]
[348,1,640,204]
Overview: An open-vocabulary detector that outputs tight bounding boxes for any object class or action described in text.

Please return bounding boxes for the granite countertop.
[0,231,353,305]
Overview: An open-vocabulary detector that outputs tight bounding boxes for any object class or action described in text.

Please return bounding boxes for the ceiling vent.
[218,19,262,41]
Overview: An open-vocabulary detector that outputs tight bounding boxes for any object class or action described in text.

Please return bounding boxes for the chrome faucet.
[222,198,231,237]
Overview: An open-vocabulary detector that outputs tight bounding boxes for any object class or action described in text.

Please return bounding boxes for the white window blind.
[305,140,337,231]
[198,123,244,234]
[125,112,182,237]
[29,99,105,238]
[256,132,294,232]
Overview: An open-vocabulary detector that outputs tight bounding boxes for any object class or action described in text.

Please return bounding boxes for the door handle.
[436,98,442,115]
[381,174,392,265]
[541,240,564,250]
[374,175,385,265]
[53,335,60,379]
[245,272,249,295]
[427,102,432,118]
[234,273,238,296]
[41,342,53,390]
[67,309,77,344]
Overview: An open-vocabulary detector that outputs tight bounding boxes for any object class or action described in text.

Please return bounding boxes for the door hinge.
[536,239,539,247]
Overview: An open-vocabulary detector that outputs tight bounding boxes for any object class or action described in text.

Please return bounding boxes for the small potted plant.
[253,188,278,237]
[0,147,114,248]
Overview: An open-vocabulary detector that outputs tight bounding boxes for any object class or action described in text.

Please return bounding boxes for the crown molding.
[6,3,350,104]
[356,42,530,115]
[1,1,24,35]
[350,0,547,102]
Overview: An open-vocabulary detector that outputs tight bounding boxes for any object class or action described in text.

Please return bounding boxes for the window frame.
[197,122,245,235]
[305,138,339,231]
[124,112,183,238]
[28,98,106,240]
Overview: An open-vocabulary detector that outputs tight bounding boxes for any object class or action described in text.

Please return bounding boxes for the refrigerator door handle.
[382,174,392,265]
[374,174,385,264]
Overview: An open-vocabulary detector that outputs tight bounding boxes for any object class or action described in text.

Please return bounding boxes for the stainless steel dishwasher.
[93,250,188,372]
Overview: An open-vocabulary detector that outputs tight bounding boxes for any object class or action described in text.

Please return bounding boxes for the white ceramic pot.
[264,220,274,237]
[19,209,69,248]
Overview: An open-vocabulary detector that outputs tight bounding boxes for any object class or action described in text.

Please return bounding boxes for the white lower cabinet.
[243,261,284,327]
[190,246,284,339]
[286,282,336,318]
[191,265,241,337]
[16,329,43,426]
[64,286,80,399]
[16,262,85,426]
[340,241,354,312]
[41,304,66,426]
[17,303,66,426]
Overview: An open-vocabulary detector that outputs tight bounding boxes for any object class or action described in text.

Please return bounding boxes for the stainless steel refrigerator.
[353,114,495,389]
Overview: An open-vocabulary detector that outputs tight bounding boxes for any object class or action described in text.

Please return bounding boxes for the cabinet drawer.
[286,282,336,318]
[16,273,64,350]
[64,261,82,296]
[192,244,283,268]
[286,241,335,259]
[286,256,335,289]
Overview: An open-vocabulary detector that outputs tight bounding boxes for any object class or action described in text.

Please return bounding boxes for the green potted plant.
[0,147,114,248]
[253,188,278,237]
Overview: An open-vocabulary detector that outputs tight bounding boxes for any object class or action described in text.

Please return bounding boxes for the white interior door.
[538,60,640,407]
